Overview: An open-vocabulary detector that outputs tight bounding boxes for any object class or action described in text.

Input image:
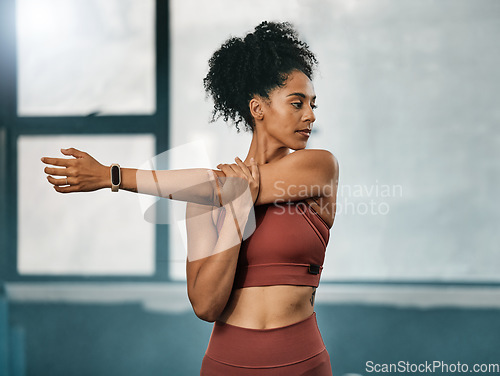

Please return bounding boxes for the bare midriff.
[216,285,315,329]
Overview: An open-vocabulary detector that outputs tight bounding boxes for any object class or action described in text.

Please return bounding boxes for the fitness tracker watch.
[110,164,121,192]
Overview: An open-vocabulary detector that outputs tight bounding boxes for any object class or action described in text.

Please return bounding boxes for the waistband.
[205,312,326,368]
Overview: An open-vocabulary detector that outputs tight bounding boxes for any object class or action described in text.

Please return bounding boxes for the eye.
[311,104,318,110]
[291,102,303,109]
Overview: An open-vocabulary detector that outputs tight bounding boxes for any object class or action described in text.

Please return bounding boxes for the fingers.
[233,157,252,179]
[217,157,252,179]
[250,157,260,181]
[47,175,78,194]
[47,175,70,186]
[44,166,67,176]
[61,147,87,158]
[217,163,238,177]
[42,148,92,194]
[41,156,72,167]
[41,148,87,167]
[53,184,78,193]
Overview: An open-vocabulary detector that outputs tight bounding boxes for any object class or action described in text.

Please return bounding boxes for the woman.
[42,21,338,375]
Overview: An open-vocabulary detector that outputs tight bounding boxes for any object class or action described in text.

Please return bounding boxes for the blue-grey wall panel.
[8,303,500,376]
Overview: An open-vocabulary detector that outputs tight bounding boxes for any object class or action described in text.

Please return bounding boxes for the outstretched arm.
[41,148,258,207]
[42,147,338,208]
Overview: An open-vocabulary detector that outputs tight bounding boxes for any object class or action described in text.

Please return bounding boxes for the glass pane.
[18,134,156,275]
[16,0,155,116]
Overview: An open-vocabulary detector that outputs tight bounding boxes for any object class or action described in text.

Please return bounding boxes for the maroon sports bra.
[216,199,330,289]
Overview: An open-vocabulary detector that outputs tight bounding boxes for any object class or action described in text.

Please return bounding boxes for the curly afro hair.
[203,21,318,133]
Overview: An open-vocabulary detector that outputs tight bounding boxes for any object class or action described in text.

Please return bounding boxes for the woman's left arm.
[42,148,223,207]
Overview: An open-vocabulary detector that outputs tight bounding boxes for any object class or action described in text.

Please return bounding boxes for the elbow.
[195,311,218,323]
[189,295,224,323]
[187,281,229,322]
[192,304,221,323]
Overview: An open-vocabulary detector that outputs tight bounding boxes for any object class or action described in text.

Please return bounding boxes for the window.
[17,134,155,276]
[16,0,155,116]
[1,0,170,281]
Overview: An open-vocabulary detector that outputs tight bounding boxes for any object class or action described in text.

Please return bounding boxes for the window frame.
[0,0,177,283]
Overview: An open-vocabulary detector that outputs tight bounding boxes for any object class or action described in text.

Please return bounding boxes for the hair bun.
[204,21,317,133]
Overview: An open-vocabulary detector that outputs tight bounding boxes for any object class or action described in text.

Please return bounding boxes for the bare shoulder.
[289,148,337,162]
[254,148,339,206]
[286,149,339,178]
[289,150,339,228]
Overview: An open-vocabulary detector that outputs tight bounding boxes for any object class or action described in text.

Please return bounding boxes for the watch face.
[111,165,120,185]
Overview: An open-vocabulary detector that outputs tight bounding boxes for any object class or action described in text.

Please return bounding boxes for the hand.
[216,157,260,205]
[41,148,109,193]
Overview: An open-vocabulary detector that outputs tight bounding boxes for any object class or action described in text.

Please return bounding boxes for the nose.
[303,103,316,124]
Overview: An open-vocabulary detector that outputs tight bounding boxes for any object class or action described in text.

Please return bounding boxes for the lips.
[296,128,311,137]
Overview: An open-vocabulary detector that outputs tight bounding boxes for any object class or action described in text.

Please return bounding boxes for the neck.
[243,125,289,165]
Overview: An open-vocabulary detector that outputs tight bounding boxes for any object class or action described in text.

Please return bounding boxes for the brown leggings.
[200,312,333,375]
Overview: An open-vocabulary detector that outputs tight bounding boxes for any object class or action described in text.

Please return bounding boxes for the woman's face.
[258,69,317,150]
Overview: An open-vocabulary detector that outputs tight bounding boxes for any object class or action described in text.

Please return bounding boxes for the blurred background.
[1,0,499,375]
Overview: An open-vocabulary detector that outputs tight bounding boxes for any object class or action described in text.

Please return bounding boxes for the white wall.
[169,0,500,282]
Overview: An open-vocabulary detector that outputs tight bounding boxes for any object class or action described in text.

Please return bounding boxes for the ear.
[249,97,264,121]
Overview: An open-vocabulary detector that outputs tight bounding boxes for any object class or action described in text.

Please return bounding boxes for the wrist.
[101,165,112,189]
